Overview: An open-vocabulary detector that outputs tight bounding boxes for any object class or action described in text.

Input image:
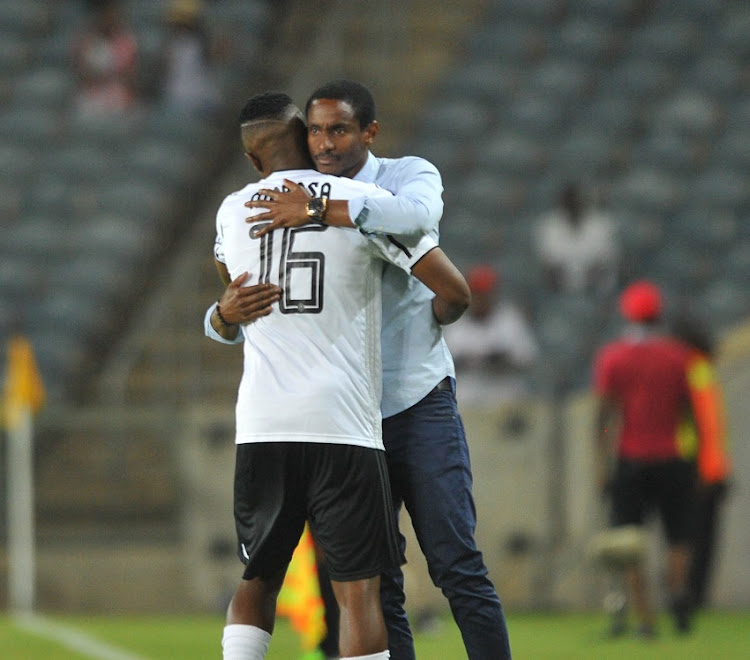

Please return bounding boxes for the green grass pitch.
[1,610,749,659]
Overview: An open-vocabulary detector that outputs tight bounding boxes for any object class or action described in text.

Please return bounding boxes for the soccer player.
[215,80,512,660]
[211,92,470,660]
[593,281,698,637]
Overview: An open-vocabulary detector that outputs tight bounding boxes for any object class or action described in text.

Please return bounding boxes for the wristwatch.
[305,197,328,223]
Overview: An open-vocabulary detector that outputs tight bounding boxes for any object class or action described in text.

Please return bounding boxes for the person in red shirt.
[593,281,697,637]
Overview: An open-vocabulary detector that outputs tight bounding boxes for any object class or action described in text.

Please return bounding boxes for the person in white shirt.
[534,182,619,294]
[211,91,469,660]
[444,264,538,406]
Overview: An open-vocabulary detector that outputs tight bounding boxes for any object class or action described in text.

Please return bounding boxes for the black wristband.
[215,301,231,327]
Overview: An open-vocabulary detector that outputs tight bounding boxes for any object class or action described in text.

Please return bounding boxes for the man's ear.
[364,120,379,146]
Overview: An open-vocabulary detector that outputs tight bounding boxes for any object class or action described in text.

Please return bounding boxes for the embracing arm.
[349,158,443,236]
[411,247,470,325]
[243,158,443,237]
[205,262,282,343]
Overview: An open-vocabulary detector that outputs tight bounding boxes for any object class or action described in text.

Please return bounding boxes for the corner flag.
[3,335,45,429]
[277,525,326,653]
[4,335,45,614]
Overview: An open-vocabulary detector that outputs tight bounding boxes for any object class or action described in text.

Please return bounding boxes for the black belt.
[430,376,452,395]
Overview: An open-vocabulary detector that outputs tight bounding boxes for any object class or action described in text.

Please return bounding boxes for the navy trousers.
[380,380,512,659]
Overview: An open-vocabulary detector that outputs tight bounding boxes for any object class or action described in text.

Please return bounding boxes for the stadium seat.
[648,91,721,137]
[438,60,518,105]
[91,178,169,226]
[70,212,155,266]
[564,0,635,23]
[505,92,567,137]
[689,168,750,209]
[1,214,75,261]
[696,280,750,332]
[709,128,750,170]
[424,97,491,140]
[626,19,698,63]
[0,1,50,35]
[126,137,199,187]
[0,143,37,185]
[475,130,546,176]
[716,5,750,58]
[11,66,73,106]
[688,51,742,99]
[546,17,615,61]
[523,58,592,100]
[0,32,32,73]
[549,128,613,176]
[486,0,565,25]
[632,130,704,174]
[43,142,121,185]
[673,207,738,251]
[600,58,676,99]
[467,21,538,62]
[0,105,64,146]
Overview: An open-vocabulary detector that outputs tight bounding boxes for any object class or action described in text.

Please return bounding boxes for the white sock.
[221,624,271,660]
[340,652,390,660]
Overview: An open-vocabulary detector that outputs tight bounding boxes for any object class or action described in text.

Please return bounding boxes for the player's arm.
[244,158,443,237]
[411,247,470,325]
[348,158,443,236]
[205,264,282,343]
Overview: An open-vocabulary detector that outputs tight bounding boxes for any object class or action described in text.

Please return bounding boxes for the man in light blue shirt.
[206,80,511,660]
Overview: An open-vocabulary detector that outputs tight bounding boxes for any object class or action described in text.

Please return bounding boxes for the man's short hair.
[306,79,376,129]
[239,92,297,125]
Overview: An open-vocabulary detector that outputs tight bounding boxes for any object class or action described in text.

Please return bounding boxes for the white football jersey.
[215,169,437,449]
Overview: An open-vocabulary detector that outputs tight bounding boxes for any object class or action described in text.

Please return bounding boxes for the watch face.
[307,198,324,218]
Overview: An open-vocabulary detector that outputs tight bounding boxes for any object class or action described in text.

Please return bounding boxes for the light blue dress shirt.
[350,152,455,418]
[204,151,455,418]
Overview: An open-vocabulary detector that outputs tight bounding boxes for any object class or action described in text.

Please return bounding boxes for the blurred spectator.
[593,281,697,637]
[672,312,732,611]
[159,0,222,118]
[444,264,538,406]
[71,0,139,118]
[534,182,619,295]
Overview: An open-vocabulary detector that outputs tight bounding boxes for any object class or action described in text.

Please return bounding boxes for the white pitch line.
[12,612,149,660]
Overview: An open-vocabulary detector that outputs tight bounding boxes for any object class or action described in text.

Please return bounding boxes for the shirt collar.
[353,151,378,183]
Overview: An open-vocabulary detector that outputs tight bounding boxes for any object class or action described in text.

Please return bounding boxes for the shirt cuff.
[204,302,243,345]
[348,197,367,228]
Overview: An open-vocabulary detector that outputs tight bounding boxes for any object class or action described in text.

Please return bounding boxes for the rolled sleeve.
[353,157,443,236]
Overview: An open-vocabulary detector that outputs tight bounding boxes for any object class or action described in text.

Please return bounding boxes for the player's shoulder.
[221,181,262,204]
[376,154,440,175]
[595,339,628,364]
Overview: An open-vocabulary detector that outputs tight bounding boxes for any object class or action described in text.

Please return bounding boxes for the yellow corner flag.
[277,525,326,653]
[3,335,45,429]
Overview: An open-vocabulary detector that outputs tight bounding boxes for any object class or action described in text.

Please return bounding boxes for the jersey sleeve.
[349,158,443,237]
[214,200,228,264]
[367,232,438,273]
[206,196,242,345]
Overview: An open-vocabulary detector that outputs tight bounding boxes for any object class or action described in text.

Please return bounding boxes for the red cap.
[620,280,662,322]
[467,265,498,294]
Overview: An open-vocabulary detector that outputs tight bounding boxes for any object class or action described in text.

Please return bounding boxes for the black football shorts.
[610,458,697,543]
[233,441,403,582]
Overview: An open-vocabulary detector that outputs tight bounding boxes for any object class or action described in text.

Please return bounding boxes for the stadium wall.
[2,325,749,614]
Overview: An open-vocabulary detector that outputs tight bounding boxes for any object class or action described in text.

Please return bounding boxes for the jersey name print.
[214,169,436,450]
